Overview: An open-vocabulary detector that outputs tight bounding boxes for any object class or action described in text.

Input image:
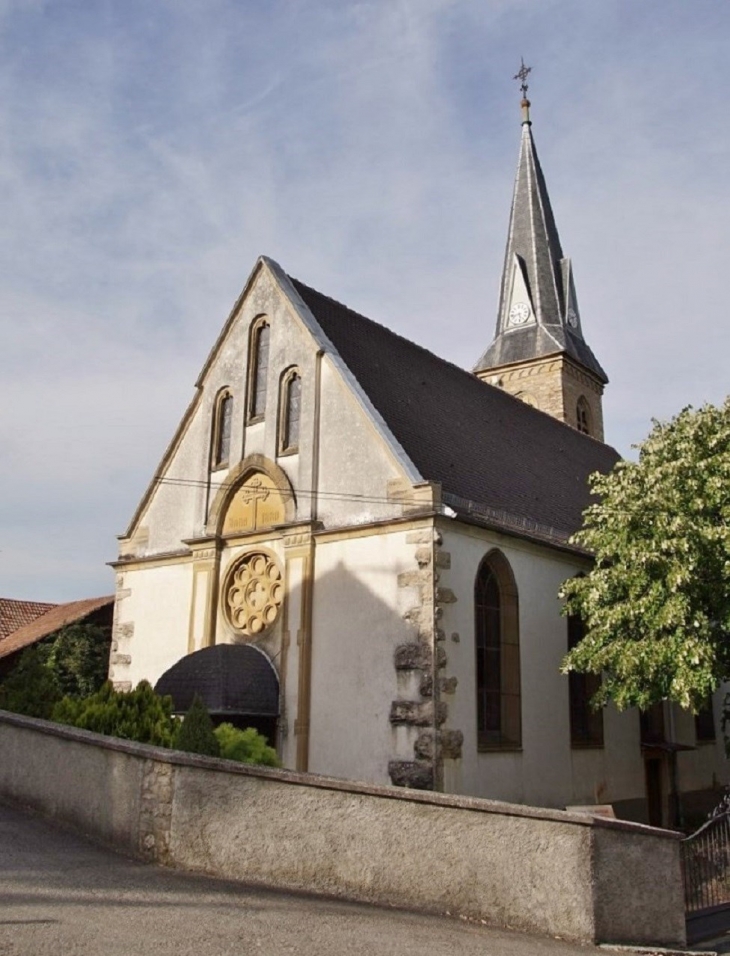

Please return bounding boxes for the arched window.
[567,605,604,747]
[212,390,233,468]
[576,396,591,435]
[515,391,538,409]
[279,369,302,454]
[248,319,270,421]
[475,551,521,750]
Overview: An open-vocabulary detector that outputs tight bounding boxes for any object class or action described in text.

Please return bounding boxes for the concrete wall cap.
[0,711,681,839]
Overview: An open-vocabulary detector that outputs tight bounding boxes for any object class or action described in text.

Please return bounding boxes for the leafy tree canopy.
[561,400,730,712]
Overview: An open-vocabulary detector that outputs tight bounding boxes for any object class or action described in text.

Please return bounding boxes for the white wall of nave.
[307,529,419,785]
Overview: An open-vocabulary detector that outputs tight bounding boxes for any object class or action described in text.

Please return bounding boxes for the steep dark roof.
[474,121,607,384]
[291,278,620,546]
[155,644,279,716]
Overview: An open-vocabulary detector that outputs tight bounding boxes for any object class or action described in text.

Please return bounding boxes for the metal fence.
[682,812,730,913]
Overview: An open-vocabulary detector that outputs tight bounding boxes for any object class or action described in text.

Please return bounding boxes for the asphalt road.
[0,801,600,956]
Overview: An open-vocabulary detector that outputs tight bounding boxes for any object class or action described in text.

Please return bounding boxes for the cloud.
[2,0,730,598]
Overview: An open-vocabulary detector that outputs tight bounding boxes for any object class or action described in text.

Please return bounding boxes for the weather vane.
[513,58,532,98]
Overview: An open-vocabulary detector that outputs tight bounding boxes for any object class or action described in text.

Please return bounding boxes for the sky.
[2,0,729,602]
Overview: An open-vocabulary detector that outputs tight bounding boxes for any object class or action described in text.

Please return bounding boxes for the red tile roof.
[0,598,57,641]
[0,595,114,660]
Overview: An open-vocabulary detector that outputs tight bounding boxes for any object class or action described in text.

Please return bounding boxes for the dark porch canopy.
[154,644,279,717]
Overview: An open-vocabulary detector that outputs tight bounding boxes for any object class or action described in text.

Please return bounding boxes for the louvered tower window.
[576,396,591,435]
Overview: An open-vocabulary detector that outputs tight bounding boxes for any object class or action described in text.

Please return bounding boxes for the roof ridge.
[0,597,57,606]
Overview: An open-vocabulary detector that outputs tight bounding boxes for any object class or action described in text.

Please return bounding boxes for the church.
[110,89,728,827]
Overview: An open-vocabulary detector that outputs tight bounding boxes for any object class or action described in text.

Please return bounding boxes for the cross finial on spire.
[513,58,531,97]
[513,58,532,125]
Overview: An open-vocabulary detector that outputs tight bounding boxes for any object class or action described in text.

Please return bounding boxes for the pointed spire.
[474,77,607,385]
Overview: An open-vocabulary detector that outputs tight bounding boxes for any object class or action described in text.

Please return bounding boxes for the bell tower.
[474,63,608,441]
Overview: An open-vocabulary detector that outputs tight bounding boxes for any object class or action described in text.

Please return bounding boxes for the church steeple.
[474,67,608,441]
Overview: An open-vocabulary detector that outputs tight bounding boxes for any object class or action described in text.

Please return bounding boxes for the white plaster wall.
[438,521,651,809]
[139,408,209,555]
[308,530,416,785]
[674,693,730,797]
[113,563,194,689]
[316,359,408,528]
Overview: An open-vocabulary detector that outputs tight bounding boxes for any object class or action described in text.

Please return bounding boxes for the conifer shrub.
[0,646,61,719]
[173,694,220,758]
[214,723,280,767]
[52,680,176,747]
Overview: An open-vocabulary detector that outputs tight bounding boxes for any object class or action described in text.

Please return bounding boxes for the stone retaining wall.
[0,711,685,947]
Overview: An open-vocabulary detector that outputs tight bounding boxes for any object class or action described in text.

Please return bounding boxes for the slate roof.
[155,644,279,716]
[291,277,620,547]
[0,595,114,660]
[0,598,57,641]
[474,121,607,384]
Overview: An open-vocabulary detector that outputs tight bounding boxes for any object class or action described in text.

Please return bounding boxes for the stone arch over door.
[207,454,296,536]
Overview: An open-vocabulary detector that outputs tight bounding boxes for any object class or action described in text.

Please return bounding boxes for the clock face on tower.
[567,308,579,328]
[508,302,531,327]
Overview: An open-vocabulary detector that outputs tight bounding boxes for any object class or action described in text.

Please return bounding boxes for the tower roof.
[474,110,607,384]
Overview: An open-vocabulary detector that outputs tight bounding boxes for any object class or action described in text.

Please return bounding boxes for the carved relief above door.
[207,455,296,537]
[222,472,287,535]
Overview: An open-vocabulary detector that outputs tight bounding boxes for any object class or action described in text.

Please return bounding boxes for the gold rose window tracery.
[224,552,283,638]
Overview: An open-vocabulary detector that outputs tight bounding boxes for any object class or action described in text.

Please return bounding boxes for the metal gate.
[681,811,730,913]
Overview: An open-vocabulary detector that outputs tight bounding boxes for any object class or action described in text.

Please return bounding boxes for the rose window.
[224,552,283,637]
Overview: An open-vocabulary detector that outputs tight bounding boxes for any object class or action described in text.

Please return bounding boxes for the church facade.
[110,101,728,826]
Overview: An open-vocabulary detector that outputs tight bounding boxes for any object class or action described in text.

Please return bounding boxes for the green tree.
[0,646,61,719]
[53,680,176,747]
[214,723,280,767]
[561,399,730,712]
[173,695,220,757]
[46,622,111,698]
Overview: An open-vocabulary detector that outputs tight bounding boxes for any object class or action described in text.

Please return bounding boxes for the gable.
[119,258,419,558]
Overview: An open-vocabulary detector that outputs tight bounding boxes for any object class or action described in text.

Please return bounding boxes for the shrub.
[214,723,280,767]
[52,680,176,747]
[174,695,220,757]
[0,646,61,719]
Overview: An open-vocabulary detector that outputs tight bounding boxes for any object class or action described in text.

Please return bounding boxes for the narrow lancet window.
[475,551,521,749]
[212,391,233,468]
[250,321,270,420]
[280,371,301,453]
[567,612,604,747]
